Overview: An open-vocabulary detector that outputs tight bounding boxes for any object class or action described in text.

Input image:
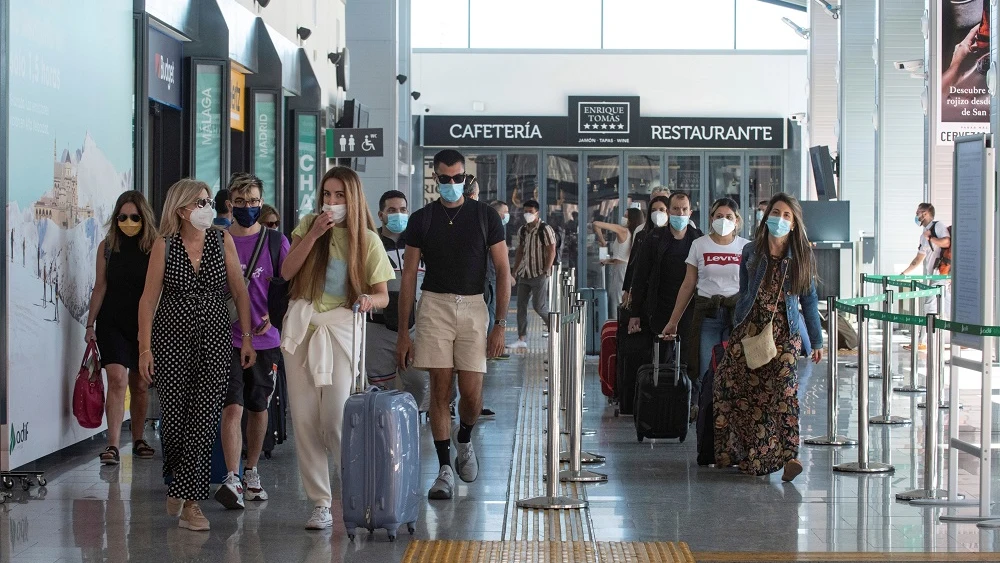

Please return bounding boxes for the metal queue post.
[804,296,858,446]
[833,304,894,474]
[895,281,926,393]
[869,288,910,425]
[517,311,587,511]
[560,298,607,483]
[918,292,955,410]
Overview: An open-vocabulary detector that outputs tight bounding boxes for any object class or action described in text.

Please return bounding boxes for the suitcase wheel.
[637,435,644,443]
[614,407,619,417]
[408,522,416,534]
[679,435,686,443]
[388,533,396,542]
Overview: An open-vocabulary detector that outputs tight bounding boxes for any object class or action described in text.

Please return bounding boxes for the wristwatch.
[495,320,507,327]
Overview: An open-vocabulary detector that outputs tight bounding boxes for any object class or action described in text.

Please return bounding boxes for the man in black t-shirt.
[397,149,511,501]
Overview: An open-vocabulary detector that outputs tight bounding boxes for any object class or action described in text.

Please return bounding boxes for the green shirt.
[292,214,396,312]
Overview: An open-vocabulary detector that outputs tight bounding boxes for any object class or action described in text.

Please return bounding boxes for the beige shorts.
[414,291,488,373]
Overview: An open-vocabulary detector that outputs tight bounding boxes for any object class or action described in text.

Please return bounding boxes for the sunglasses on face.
[191,198,215,209]
[117,213,142,222]
[233,197,262,207]
[436,173,467,184]
[264,221,280,229]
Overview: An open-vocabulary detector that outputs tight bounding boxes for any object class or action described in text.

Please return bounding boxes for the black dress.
[96,235,150,370]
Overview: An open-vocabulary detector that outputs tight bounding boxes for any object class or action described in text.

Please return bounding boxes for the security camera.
[894,60,924,72]
[424,107,431,113]
[411,91,421,100]
[789,112,807,123]
[396,74,407,85]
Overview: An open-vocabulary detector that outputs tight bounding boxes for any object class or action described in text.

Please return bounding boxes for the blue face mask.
[502,213,510,226]
[668,215,689,231]
[766,216,792,238]
[386,212,408,234]
[438,183,464,203]
[914,215,922,226]
[232,206,261,228]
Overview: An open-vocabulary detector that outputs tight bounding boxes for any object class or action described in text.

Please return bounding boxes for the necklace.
[442,202,465,225]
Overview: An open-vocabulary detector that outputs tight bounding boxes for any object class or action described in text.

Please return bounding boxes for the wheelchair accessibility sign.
[325,128,384,157]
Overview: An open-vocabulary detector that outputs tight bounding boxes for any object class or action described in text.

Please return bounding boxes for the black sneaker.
[480,408,496,419]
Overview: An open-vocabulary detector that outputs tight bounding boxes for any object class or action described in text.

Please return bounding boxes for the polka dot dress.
[152,231,231,501]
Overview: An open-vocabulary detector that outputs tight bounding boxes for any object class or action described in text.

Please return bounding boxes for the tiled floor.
[2,319,1000,562]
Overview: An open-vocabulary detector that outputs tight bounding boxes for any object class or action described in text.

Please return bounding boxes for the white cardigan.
[280,299,357,387]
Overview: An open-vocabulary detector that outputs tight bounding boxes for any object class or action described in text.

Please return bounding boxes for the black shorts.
[224,347,279,411]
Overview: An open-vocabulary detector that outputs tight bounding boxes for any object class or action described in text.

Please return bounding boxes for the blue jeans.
[797,312,811,356]
[700,310,732,381]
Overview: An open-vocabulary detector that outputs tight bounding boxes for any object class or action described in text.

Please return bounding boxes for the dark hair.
[626,207,644,234]
[917,202,935,217]
[666,192,690,208]
[214,189,230,215]
[523,199,540,211]
[433,149,465,170]
[105,190,158,254]
[379,189,408,211]
[751,193,817,294]
[644,195,671,229]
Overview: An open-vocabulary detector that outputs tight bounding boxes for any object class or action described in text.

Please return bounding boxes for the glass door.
[584,154,622,292]
[625,153,662,214]
[466,152,499,203]
[666,153,704,229]
[747,153,783,231]
[707,153,745,233]
[504,153,540,262]
[544,153,581,277]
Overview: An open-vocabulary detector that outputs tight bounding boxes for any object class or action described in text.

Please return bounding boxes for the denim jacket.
[733,243,823,351]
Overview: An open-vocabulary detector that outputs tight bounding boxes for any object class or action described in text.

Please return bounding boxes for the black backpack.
[265,229,289,331]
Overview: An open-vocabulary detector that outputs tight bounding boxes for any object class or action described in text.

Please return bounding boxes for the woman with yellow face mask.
[84,190,159,466]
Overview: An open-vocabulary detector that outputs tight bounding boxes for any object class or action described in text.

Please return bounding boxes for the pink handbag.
[72,341,105,429]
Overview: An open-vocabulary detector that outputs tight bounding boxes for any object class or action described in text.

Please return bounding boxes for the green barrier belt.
[866,309,925,326]
[913,281,936,291]
[838,294,887,307]
[864,274,950,283]
[935,319,1000,337]
[894,288,942,301]
[835,301,858,315]
[886,279,913,289]
[561,312,580,324]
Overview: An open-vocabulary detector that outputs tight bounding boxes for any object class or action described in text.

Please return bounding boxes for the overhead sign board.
[326,127,384,157]
[423,116,567,147]
[639,117,786,149]
[568,96,640,146]
[147,27,181,109]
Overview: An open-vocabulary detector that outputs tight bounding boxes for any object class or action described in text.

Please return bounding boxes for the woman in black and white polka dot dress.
[137,179,256,532]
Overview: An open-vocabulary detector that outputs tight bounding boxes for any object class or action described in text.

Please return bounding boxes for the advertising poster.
[194,65,223,190]
[6,0,134,467]
[254,93,277,205]
[938,0,991,144]
[296,114,318,221]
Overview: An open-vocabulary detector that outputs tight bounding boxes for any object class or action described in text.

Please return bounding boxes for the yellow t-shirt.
[292,215,396,312]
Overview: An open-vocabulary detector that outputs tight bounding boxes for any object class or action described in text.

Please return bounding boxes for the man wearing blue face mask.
[365,190,430,412]
[398,149,511,501]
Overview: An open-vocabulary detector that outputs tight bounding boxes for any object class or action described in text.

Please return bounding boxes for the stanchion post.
[896,313,951,501]
[896,281,926,393]
[834,305,894,474]
[871,289,910,424]
[805,296,857,446]
[517,312,587,510]
[560,302,607,483]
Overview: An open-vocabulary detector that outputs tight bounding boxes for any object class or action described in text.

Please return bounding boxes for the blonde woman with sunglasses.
[137,179,256,532]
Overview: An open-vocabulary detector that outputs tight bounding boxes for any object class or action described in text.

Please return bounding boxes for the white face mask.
[712,217,736,237]
[323,203,348,224]
[523,212,538,224]
[186,206,214,231]
[651,211,668,228]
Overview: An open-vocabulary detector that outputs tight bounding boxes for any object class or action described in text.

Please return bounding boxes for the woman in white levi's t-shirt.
[663,198,750,389]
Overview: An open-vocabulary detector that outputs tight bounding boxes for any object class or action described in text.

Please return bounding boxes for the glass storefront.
[421,148,786,287]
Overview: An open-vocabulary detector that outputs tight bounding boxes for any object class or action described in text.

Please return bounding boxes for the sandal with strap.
[133,440,155,459]
[99,446,120,466]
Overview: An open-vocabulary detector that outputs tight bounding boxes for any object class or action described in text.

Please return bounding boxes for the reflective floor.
[3,320,1000,562]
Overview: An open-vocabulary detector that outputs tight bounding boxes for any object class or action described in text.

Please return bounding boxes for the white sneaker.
[427,465,455,500]
[542,331,550,338]
[452,427,479,483]
[305,506,333,530]
[242,467,268,501]
[214,472,245,510]
[508,340,528,350]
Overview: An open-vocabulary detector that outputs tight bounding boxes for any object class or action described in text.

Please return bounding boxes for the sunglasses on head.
[117,213,142,222]
[436,173,468,184]
[191,198,215,209]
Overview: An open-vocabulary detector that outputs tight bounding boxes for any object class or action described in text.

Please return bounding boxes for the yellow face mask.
[118,220,142,237]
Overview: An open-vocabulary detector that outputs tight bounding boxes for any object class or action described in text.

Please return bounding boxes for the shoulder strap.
[421,203,434,242]
[479,201,488,249]
[244,230,267,282]
[164,236,171,267]
[267,229,282,279]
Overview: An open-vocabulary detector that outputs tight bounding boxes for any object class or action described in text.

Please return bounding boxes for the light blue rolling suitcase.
[341,307,421,541]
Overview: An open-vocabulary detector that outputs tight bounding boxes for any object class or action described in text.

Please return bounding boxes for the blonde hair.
[160,179,211,237]
[709,197,743,235]
[105,190,158,254]
[228,172,263,199]
[289,167,377,306]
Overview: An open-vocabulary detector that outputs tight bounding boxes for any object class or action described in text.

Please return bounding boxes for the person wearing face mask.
[594,208,645,320]
[663,198,750,386]
[509,200,556,349]
[279,167,394,529]
[710,193,822,481]
[365,189,430,411]
[85,190,158,466]
[756,200,769,226]
[398,149,511,501]
[137,179,257,532]
[214,173,290,510]
[901,202,952,349]
[622,192,672,309]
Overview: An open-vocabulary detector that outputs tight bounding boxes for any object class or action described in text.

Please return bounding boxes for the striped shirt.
[516,222,556,279]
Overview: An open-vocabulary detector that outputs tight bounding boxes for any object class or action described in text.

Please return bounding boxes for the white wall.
[411,50,807,118]
[234,0,345,104]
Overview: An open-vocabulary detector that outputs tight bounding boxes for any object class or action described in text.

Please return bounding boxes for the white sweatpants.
[283,329,354,508]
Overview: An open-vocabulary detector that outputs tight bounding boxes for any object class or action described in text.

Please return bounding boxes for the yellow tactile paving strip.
[401,541,695,563]
[504,316,590,542]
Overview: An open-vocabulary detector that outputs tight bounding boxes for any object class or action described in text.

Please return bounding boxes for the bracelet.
[242,332,253,339]
[86,324,94,329]
[139,350,151,358]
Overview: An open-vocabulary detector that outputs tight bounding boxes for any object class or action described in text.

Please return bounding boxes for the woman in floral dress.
[713,193,823,482]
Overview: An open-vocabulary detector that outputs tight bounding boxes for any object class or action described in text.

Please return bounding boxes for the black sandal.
[99,446,120,466]
[132,440,155,459]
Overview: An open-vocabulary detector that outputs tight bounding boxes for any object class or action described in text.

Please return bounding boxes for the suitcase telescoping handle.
[652,334,681,387]
[351,304,368,394]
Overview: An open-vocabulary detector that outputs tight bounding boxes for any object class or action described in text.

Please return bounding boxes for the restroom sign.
[325,127,384,157]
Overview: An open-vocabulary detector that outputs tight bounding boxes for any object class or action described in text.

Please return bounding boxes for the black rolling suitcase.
[242,356,289,459]
[634,336,690,442]
[696,342,727,466]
